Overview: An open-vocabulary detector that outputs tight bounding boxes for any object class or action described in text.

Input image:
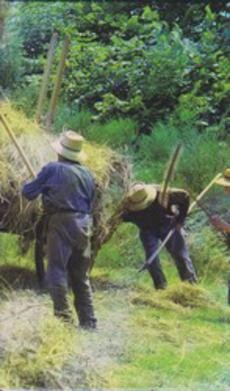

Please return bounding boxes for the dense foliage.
[0,1,229,191]
[2,1,229,131]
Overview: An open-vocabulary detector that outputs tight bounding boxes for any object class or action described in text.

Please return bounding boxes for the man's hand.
[170,216,183,230]
[209,215,230,233]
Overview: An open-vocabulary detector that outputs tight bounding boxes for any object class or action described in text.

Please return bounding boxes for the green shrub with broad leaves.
[3,2,229,136]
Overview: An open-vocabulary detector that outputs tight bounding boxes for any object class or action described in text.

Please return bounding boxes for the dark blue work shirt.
[122,189,190,231]
[22,161,95,214]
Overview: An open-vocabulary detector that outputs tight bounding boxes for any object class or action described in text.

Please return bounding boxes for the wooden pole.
[159,144,182,207]
[0,113,46,287]
[35,32,58,123]
[188,172,222,213]
[0,113,36,178]
[45,36,70,128]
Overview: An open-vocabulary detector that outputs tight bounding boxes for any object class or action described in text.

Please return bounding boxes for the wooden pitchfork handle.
[188,172,222,213]
[0,113,36,178]
[0,113,46,288]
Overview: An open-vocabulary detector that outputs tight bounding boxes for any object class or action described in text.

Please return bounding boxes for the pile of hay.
[0,102,131,260]
[129,283,217,311]
[162,282,216,308]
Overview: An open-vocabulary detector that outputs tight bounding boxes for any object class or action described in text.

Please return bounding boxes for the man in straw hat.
[22,130,97,329]
[210,168,230,234]
[122,183,197,289]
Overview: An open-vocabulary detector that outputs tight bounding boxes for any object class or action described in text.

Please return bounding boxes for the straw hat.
[125,183,157,211]
[215,168,230,187]
[52,130,87,162]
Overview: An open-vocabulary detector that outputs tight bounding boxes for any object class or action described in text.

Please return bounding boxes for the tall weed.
[180,133,229,192]
[0,33,24,89]
[134,121,229,192]
[10,75,41,117]
[189,225,229,281]
[53,106,137,147]
[54,104,92,135]
[86,118,137,147]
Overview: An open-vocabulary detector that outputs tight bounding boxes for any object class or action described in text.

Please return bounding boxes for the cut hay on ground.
[0,291,77,388]
[162,282,216,308]
[0,288,130,389]
[0,102,131,260]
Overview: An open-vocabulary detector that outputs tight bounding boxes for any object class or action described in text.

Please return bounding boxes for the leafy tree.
[4,1,230,133]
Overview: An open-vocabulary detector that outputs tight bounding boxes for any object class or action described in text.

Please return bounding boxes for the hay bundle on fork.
[0,103,131,278]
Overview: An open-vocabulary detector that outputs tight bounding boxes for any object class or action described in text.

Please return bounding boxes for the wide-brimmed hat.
[215,168,230,187]
[125,183,157,211]
[52,130,87,162]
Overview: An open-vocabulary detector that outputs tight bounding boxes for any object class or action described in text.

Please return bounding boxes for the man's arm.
[209,215,230,234]
[22,165,49,200]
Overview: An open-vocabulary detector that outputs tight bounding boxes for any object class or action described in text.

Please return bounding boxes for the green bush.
[10,75,41,117]
[133,120,229,192]
[54,104,92,134]
[12,2,66,57]
[6,2,229,131]
[132,122,180,183]
[137,122,180,162]
[179,133,229,192]
[53,106,137,147]
[86,117,137,147]
[0,34,24,89]
[63,23,192,127]
[188,224,229,280]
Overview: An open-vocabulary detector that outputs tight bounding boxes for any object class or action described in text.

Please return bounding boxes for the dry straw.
[0,102,131,260]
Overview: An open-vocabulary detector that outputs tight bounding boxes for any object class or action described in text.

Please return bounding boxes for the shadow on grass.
[0,266,127,294]
[0,266,127,295]
[0,265,39,291]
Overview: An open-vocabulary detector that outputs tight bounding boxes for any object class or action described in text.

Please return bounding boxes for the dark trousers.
[46,212,96,327]
[140,226,197,289]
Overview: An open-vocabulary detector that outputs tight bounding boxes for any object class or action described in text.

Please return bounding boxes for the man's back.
[22,161,95,213]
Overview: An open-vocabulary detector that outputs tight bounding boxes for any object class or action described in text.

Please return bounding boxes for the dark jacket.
[122,188,189,231]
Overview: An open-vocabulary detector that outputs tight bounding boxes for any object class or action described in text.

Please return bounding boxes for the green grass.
[0,210,229,389]
[92,219,230,389]
[107,286,230,388]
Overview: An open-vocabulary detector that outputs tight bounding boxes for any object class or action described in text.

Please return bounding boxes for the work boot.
[74,298,97,331]
[79,319,97,331]
[49,285,72,323]
[186,276,197,285]
[71,272,97,330]
[73,292,97,330]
